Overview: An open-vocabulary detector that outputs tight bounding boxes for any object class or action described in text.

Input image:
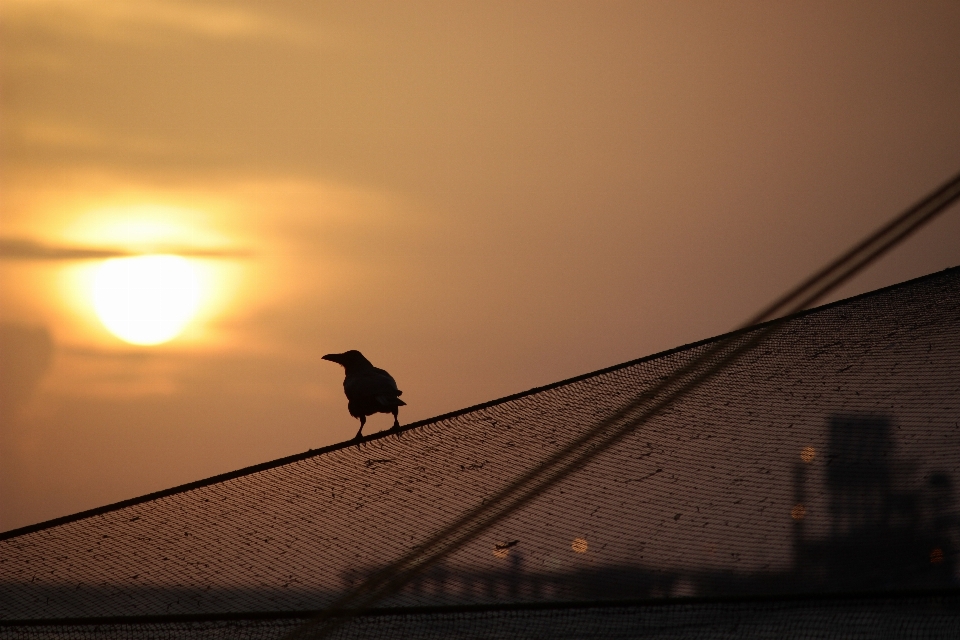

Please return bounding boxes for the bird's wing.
[370,368,401,393]
[344,368,401,401]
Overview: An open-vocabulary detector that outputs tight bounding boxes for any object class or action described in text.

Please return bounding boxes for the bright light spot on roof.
[800,446,816,463]
[791,504,806,520]
[571,538,588,553]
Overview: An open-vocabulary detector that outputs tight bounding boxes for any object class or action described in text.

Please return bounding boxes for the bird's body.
[322,350,405,439]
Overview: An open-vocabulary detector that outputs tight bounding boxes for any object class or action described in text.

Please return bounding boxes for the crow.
[321,350,406,439]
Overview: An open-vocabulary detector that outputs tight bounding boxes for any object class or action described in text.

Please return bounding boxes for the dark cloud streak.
[0,237,253,261]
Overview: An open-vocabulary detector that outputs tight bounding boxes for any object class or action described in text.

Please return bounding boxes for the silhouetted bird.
[322,350,405,439]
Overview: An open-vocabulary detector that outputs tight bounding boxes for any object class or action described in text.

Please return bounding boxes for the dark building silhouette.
[349,414,958,603]
[793,415,957,591]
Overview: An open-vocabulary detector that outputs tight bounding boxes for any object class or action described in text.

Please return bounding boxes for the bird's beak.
[321,353,341,364]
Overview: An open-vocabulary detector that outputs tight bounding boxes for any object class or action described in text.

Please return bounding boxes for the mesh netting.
[2,267,959,638]
[5,593,960,640]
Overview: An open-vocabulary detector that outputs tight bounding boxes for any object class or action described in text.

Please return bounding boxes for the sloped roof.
[2,267,959,623]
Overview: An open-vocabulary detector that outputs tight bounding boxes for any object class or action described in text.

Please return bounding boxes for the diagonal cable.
[285,169,960,640]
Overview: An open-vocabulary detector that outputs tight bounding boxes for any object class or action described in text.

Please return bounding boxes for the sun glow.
[92,255,202,345]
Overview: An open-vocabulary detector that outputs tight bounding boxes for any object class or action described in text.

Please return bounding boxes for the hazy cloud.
[0,237,252,260]
[1,0,322,47]
[0,324,53,422]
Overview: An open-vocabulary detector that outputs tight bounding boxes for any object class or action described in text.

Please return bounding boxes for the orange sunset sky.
[2,1,960,533]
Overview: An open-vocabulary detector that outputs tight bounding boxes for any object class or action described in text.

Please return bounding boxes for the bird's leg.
[354,416,366,440]
[390,408,400,432]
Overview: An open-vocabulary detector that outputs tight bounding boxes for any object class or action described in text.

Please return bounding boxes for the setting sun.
[92,254,202,345]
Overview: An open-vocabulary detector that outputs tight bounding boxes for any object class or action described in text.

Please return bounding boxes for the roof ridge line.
[2,265,956,542]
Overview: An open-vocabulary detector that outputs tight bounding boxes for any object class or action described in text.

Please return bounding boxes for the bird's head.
[321,350,373,372]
